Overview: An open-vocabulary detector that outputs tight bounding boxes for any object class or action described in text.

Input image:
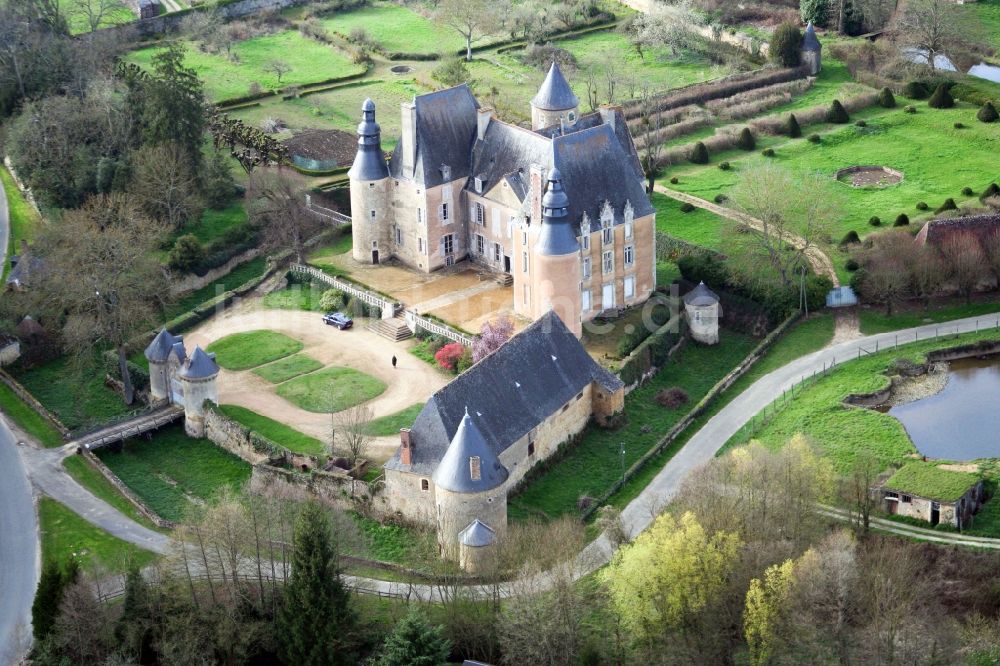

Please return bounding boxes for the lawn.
[348,512,438,566]
[13,358,133,433]
[219,404,325,456]
[508,328,758,521]
[967,0,1000,48]
[252,353,324,383]
[178,202,248,245]
[127,31,366,101]
[60,0,134,35]
[276,366,387,413]
[858,298,1000,335]
[653,191,727,250]
[164,256,268,320]
[96,425,251,522]
[364,403,424,436]
[664,100,1000,242]
[0,381,64,447]
[63,455,156,529]
[206,329,304,370]
[317,2,487,56]
[2,166,43,279]
[38,497,158,570]
[261,285,329,312]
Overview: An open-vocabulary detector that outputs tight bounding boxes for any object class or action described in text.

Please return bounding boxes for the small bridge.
[69,405,184,451]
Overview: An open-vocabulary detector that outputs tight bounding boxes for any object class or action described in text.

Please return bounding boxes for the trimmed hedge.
[878,87,896,108]
[978,101,999,123]
[786,113,802,138]
[689,141,709,164]
[928,83,954,109]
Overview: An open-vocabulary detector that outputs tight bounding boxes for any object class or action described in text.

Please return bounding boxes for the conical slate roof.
[531,62,579,112]
[459,519,496,547]
[537,168,579,256]
[145,329,183,363]
[432,409,509,493]
[179,346,219,380]
[349,98,389,181]
[683,281,719,306]
[803,22,821,52]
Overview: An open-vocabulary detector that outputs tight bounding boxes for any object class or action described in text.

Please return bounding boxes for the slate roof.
[386,311,623,477]
[388,84,479,187]
[537,168,580,256]
[683,281,720,307]
[5,254,45,288]
[433,409,509,493]
[145,329,185,363]
[459,519,496,547]
[179,346,219,380]
[532,62,579,111]
[349,99,390,181]
[803,22,821,52]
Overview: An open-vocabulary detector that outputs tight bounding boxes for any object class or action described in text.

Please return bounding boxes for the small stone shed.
[683,281,721,345]
[875,462,985,529]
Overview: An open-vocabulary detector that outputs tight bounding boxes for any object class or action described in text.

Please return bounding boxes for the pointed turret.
[349,99,393,264]
[348,98,389,181]
[803,22,821,52]
[530,62,580,130]
[801,22,823,75]
[536,168,579,256]
[432,408,508,493]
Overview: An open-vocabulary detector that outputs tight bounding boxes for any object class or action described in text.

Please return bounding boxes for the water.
[968,62,1000,84]
[902,48,1000,84]
[889,357,1000,460]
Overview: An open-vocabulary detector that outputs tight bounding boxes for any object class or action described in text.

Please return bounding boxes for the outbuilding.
[876,462,984,529]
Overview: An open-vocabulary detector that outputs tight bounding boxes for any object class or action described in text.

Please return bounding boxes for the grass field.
[665,100,1000,242]
[261,285,328,312]
[38,497,157,569]
[858,298,1000,335]
[62,455,156,529]
[276,366,386,413]
[364,403,424,436]
[207,329,304,370]
[0,380,64,447]
[62,0,134,35]
[164,256,268,320]
[127,32,366,101]
[509,329,757,521]
[653,191,728,250]
[96,425,251,522]
[2,166,43,279]
[252,353,324,383]
[967,0,1000,48]
[13,358,132,433]
[219,404,325,455]
[349,512,438,565]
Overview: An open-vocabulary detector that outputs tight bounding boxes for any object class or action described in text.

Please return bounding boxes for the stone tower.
[801,22,822,75]
[531,168,583,337]
[144,329,184,405]
[432,409,508,563]
[530,62,580,131]
[178,346,219,437]
[349,98,392,265]
[683,281,722,345]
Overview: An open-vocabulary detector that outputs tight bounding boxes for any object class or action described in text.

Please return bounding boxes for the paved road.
[0,418,38,662]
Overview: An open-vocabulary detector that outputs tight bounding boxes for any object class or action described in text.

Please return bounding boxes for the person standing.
[391,355,397,369]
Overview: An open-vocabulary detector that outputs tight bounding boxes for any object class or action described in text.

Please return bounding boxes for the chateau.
[348,63,657,337]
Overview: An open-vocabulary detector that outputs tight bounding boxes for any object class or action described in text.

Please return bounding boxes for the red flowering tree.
[472,315,514,363]
[434,342,466,373]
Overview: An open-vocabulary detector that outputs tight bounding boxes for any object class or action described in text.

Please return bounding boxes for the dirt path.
[830,307,862,345]
[655,185,840,287]
[183,300,448,461]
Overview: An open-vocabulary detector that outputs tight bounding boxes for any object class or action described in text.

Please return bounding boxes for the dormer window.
[474,177,484,193]
[441,165,451,180]
[567,111,576,122]
[469,456,481,480]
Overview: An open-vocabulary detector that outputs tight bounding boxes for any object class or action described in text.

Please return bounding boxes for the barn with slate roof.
[383,311,624,568]
[348,63,657,337]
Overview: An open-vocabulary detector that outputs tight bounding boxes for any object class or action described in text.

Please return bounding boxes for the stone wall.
[204,407,276,465]
[248,464,376,512]
[169,247,261,297]
[0,369,70,438]
[0,339,21,367]
[96,0,306,39]
[383,467,437,524]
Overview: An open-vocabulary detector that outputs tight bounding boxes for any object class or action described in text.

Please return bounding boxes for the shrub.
[868,216,881,226]
[977,101,999,123]
[903,81,929,99]
[762,148,775,157]
[432,59,469,88]
[680,202,696,213]
[855,120,867,127]
[655,387,690,409]
[736,127,755,150]
[718,161,731,171]
[894,213,910,226]
[928,83,954,109]
[954,122,965,129]
[800,0,830,26]
[961,187,975,197]
[319,289,345,311]
[168,235,205,273]
[456,347,474,374]
[878,87,896,108]
[770,22,802,68]
[786,113,802,138]
[904,105,917,114]
[981,183,1000,200]
[689,141,709,164]
[935,198,957,213]
[916,201,929,211]
[670,176,679,184]
[808,133,821,143]
[677,252,729,287]
[248,81,263,96]
[845,258,860,272]
[827,99,850,123]
[714,194,728,203]
[434,342,465,373]
[841,230,860,245]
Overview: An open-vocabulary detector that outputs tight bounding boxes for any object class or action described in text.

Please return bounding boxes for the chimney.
[598,104,621,131]
[477,107,493,141]
[401,102,417,176]
[529,165,545,224]
[399,428,412,465]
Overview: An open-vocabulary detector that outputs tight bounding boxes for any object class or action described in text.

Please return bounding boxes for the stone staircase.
[495,273,514,287]
[369,316,413,342]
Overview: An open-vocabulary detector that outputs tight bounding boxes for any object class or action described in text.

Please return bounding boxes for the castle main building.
[348,64,657,337]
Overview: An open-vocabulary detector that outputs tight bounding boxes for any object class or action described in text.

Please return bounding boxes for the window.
[370,209,376,221]
[368,182,374,189]
[602,282,615,308]
[395,227,403,246]
[443,234,454,255]
[420,479,429,491]
[522,230,528,246]
[522,252,529,273]
[417,208,423,225]
[581,289,591,312]
[602,250,613,274]
[901,494,912,503]
[372,241,378,249]
[576,391,583,401]
[568,111,576,122]
[439,202,449,222]
[624,245,634,266]
[475,234,485,255]
[624,275,635,299]
[474,177,484,193]
[475,203,485,225]
[418,238,425,254]
[625,221,633,239]
[582,257,591,279]
[469,456,481,480]
[523,284,530,305]
[602,226,613,246]
[582,234,590,251]
[527,441,535,456]
[493,243,502,262]
[441,165,451,180]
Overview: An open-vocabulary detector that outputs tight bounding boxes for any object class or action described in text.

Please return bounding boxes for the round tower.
[801,22,822,75]
[432,409,508,562]
[178,346,220,438]
[531,168,583,337]
[683,281,722,345]
[144,329,183,404]
[349,98,392,265]
[531,62,580,131]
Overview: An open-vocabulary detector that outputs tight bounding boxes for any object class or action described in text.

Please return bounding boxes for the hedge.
[617,314,686,388]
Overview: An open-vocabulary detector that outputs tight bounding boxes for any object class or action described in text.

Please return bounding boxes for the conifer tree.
[786,113,802,138]
[737,127,756,151]
[689,141,709,164]
[377,609,453,666]
[827,99,849,123]
[278,502,355,666]
[928,83,954,109]
[977,101,998,123]
[31,558,77,641]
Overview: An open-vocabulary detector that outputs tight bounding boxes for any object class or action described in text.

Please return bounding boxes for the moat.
[889,356,1000,461]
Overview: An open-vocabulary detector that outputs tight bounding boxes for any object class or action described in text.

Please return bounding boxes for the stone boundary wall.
[248,463,379,512]
[93,0,305,39]
[204,407,286,466]
[0,369,70,438]
[78,450,175,528]
[834,165,904,186]
[169,247,262,297]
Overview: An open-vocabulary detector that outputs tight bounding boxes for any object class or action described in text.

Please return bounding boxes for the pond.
[889,356,1000,460]
[902,48,1000,84]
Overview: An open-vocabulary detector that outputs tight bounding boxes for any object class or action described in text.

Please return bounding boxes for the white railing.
[304,196,351,225]
[290,264,398,318]
[406,310,475,347]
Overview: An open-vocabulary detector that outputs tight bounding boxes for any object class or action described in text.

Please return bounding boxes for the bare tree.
[910,244,945,309]
[940,232,987,302]
[583,66,600,112]
[843,450,881,537]
[638,85,666,193]
[602,52,618,105]
[331,403,374,470]
[893,0,983,71]
[632,0,701,57]
[437,0,500,61]
[247,169,323,263]
[853,0,895,32]
[857,235,912,315]
[74,0,128,33]
[264,59,292,85]
[132,142,203,230]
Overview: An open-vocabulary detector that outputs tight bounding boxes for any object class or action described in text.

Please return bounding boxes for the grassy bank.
[0,381,64,447]
[277,366,386,413]
[62,455,158,529]
[1,166,43,279]
[219,404,325,456]
[38,497,158,569]
[13,358,132,433]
